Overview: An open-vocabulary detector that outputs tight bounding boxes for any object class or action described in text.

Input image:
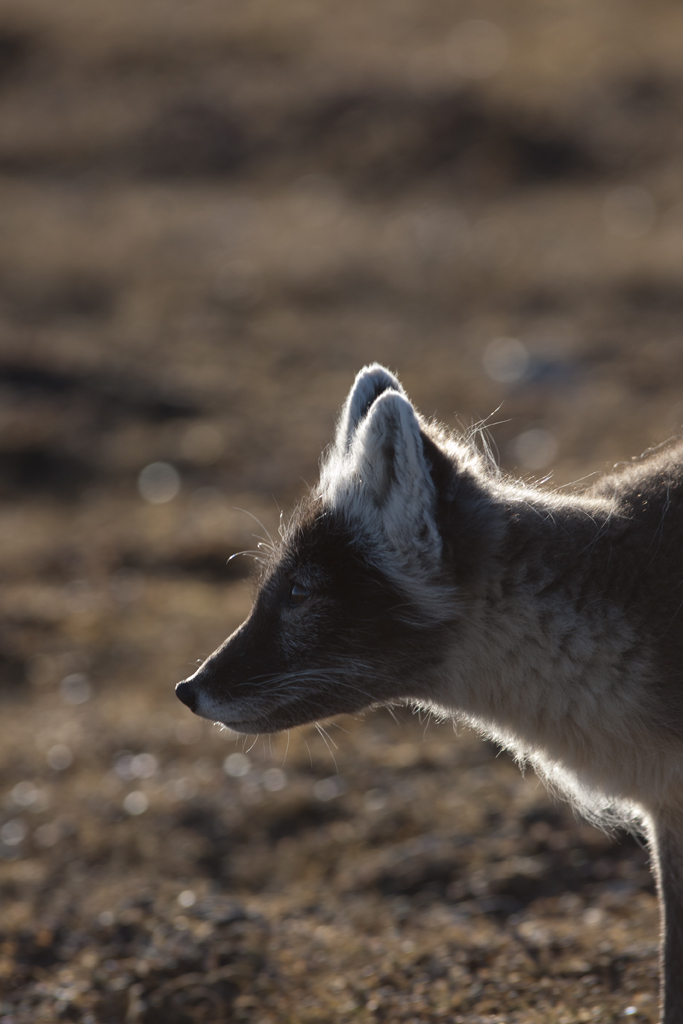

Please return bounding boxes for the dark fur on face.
[181,500,454,733]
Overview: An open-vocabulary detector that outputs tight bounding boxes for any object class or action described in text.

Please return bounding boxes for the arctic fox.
[177,364,683,1023]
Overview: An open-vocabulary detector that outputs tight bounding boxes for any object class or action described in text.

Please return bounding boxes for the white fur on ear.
[335,363,405,454]
[350,390,441,563]
[320,372,452,620]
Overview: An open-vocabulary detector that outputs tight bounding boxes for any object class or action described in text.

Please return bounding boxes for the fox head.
[176,365,497,733]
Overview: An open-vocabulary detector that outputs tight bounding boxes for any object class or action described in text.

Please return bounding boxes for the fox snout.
[173,616,298,733]
[175,632,247,725]
[175,650,243,726]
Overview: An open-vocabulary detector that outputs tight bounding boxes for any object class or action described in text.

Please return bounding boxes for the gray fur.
[177,365,683,1023]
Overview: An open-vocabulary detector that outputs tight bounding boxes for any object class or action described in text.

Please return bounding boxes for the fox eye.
[288,583,310,606]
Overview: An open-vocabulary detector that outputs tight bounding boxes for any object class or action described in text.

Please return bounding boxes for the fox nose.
[175,680,197,712]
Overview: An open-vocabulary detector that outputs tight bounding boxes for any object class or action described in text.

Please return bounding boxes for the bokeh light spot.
[482,338,530,385]
[511,428,558,470]
[137,462,180,504]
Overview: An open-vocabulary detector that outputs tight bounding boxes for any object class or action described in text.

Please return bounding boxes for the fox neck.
[427,487,655,806]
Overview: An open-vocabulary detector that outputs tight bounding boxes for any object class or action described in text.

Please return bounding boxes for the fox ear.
[351,390,441,562]
[336,364,405,453]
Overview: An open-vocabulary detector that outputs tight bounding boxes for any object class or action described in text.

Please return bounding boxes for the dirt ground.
[1,0,683,1021]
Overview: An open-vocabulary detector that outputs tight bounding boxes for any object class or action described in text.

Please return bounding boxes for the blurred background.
[0,0,681,1020]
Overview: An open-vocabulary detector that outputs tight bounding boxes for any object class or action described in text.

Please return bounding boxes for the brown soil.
[1,0,682,1020]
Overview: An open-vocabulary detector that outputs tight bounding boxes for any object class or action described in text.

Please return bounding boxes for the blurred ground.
[0,0,682,1021]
